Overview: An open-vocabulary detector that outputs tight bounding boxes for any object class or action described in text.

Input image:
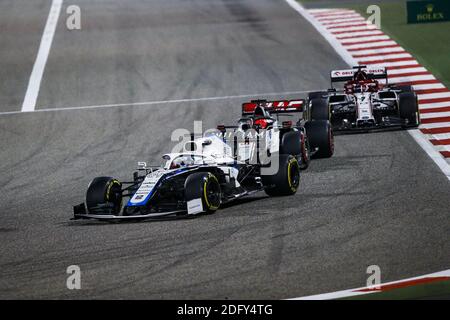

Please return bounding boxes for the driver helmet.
[170,156,193,169]
[254,118,273,129]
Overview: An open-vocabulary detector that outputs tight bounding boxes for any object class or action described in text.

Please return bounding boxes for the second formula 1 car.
[217,99,334,170]
[305,66,420,132]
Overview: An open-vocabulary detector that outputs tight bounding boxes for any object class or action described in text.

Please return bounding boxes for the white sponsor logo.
[331,67,386,78]
[187,198,203,215]
[129,171,164,204]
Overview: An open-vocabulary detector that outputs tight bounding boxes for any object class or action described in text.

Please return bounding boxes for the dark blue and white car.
[73,134,301,221]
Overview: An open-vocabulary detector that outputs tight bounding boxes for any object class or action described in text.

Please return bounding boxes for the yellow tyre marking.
[204,174,219,210]
[106,179,121,203]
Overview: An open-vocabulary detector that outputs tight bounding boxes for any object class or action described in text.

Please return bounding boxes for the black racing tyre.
[305,120,334,159]
[185,172,221,214]
[86,177,122,214]
[395,85,413,93]
[399,92,420,127]
[280,130,302,156]
[262,154,300,196]
[308,91,328,100]
[310,98,329,121]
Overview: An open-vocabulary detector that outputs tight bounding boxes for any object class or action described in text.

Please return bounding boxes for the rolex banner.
[407,0,450,24]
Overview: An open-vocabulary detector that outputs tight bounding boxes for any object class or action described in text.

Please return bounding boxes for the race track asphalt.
[0,0,448,299]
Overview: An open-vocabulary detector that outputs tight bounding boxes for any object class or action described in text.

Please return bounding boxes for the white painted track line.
[22,0,63,112]
[0,90,313,117]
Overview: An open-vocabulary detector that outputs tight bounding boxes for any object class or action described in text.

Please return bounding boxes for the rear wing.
[330,66,388,83]
[242,99,305,116]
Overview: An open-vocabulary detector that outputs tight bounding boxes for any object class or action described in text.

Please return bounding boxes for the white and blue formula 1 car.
[73,130,300,221]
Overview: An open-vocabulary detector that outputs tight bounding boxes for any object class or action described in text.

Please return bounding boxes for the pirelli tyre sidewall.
[185,172,221,214]
[262,154,300,197]
[86,177,122,214]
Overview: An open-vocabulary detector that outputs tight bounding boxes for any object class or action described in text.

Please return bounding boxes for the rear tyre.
[185,172,221,214]
[280,130,302,156]
[310,98,329,121]
[280,130,309,169]
[262,155,300,196]
[305,120,334,159]
[86,177,122,214]
[399,92,420,127]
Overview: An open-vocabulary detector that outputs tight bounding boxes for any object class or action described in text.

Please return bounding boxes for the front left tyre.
[185,172,221,214]
[86,177,122,214]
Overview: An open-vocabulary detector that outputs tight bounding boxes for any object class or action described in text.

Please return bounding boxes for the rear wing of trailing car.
[330,65,388,84]
[241,99,305,116]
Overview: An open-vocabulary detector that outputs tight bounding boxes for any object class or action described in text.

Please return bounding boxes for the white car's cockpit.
[161,153,208,170]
